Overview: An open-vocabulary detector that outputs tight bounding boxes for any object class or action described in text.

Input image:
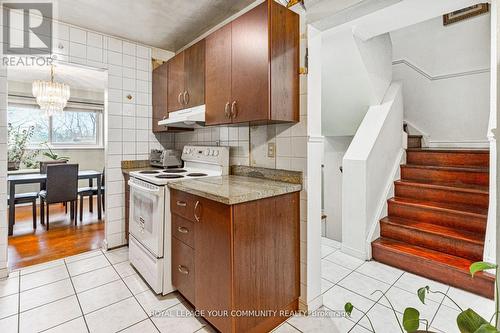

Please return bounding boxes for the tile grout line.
[14,249,103,277]
[428,285,452,329]
[64,259,91,333]
[10,255,116,296]
[102,249,163,333]
[349,270,405,332]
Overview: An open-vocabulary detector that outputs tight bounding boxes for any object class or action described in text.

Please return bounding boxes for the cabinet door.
[152,63,168,132]
[172,237,195,304]
[184,40,205,109]
[231,2,269,123]
[195,198,232,333]
[205,24,232,126]
[167,52,185,112]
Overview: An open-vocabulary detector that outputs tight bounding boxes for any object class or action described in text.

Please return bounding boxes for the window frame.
[8,95,105,150]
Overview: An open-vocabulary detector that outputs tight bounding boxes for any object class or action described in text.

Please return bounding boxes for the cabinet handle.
[176,201,187,207]
[177,226,189,234]
[177,265,189,275]
[183,91,190,105]
[231,101,238,119]
[177,92,183,106]
[194,200,201,222]
[224,102,230,119]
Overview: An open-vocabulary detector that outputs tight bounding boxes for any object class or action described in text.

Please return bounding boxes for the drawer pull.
[194,201,201,222]
[177,265,189,275]
[176,201,187,207]
[177,226,189,234]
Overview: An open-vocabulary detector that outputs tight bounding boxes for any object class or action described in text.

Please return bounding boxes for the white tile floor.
[0,239,495,333]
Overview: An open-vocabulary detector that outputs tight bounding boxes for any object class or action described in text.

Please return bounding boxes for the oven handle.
[128,180,160,193]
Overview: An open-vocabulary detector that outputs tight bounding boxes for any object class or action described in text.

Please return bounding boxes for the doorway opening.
[6,62,107,269]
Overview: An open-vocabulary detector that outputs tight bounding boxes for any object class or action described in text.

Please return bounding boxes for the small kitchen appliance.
[149,149,182,168]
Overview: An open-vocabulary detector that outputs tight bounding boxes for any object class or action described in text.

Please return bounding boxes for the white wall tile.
[69,42,86,58]
[87,32,103,48]
[107,37,123,53]
[69,27,86,44]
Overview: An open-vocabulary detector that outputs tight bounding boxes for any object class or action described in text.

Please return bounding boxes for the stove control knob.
[204,149,210,156]
[213,150,219,157]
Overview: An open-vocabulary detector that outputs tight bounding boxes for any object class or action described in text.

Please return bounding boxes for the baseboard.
[365,148,404,259]
[299,294,323,313]
[0,266,9,279]
[341,243,368,260]
[428,140,490,149]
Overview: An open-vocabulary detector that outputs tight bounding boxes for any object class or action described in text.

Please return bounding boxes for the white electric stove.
[127,145,229,295]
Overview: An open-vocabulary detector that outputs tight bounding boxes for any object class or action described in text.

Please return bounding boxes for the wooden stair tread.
[389,197,488,216]
[406,148,489,154]
[381,216,485,245]
[402,164,488,173]
[395,179,488,194]
[372,238,494,280]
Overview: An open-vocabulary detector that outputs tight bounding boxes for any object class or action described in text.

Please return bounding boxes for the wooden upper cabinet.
[205,24,232,126]
[205,0,299,126]
[184,40,205,109]
[167,40,205,113]
[231,2,269,123]
[152,63,168,133]
[167,52,185,112]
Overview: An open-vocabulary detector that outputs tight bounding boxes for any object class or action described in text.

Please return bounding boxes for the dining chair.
[7,192,38,231]
[78,168,105,221]
[39,164,79,230]
[39,160,67,174]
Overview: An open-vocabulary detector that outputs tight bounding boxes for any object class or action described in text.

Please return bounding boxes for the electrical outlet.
[268,142,276,158]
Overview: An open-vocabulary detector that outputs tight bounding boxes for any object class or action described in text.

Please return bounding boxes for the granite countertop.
[121,160,156,175]
[167,175,302,205]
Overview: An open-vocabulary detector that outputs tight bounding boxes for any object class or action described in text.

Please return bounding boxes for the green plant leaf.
[402,307,420,332]
[344,302,353,317]
[470,262,497,277]
[417,286,430,304]
[473,323,500,333]
[457,309,489,333]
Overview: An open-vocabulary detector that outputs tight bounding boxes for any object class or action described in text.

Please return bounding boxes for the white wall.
[485,0,497,265]
[392,14,491,147]
[321,27,392,136]
[342,82,404,259]
[322,136,352,241]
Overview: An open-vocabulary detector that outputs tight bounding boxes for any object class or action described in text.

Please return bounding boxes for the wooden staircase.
[372,148,495,299]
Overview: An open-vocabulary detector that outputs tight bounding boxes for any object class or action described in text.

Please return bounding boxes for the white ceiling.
[7,63,106,92]
[54,0,256,51]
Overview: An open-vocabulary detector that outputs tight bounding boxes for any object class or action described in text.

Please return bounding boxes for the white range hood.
[158,105,205,128]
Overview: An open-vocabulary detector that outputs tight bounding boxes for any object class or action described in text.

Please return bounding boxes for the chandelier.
[32,65,71,117]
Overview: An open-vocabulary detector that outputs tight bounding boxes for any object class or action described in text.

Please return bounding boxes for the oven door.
[128,177,165,257]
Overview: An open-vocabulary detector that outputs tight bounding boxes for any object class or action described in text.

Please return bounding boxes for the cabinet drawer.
[172,237,195,304]
[171,190,199,222]
[172,214,195,248]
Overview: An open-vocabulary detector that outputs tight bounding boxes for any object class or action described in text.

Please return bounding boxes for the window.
[8,98,104,148]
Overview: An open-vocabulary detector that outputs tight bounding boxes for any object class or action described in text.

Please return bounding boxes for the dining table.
[7,169,103,236]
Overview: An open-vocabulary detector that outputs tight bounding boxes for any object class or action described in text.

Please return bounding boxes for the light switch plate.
[267,142,276,158]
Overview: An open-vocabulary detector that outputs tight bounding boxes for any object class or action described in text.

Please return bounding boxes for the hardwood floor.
[8,197,105,270]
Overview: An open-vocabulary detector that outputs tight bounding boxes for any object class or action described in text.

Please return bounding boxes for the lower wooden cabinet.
[172,237,195,304]
[170,189,300,333]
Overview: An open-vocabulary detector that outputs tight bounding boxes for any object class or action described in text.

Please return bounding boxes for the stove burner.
[163,169,187,173]
[139,170,160,174]
[155,174,184,179]
[187,173,208,177]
